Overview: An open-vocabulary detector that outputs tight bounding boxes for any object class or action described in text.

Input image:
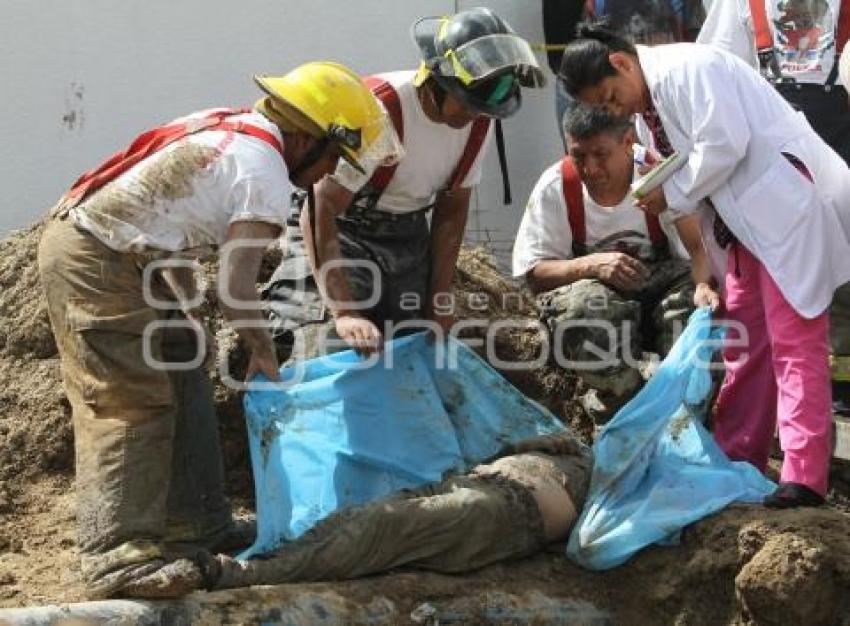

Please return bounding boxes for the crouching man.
[512,106,716,424]
[38,63,399,599]
[202,432,591,588]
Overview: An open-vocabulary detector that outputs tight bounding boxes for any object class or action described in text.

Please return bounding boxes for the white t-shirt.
[698,0,842,85]
[331,71,492,214]
[71,109,292,255]
[512,161,689,278]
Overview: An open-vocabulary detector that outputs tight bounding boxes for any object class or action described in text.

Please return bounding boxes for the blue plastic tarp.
[240,332,567,559]
[566,307,776,570]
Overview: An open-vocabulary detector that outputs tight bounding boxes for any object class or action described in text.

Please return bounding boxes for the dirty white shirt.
[331,71,492,214]
[71,109,292,255]
[512,161,688,278]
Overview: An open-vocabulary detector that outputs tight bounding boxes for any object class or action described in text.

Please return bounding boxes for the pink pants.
[713,244,832,496]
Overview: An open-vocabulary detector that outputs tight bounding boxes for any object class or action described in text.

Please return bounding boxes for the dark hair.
[563,105,632,141]
[558,20,637,97]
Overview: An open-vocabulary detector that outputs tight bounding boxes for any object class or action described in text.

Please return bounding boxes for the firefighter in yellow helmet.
[38,61,401,600]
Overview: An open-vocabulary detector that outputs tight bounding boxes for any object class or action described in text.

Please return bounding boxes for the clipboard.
[630,151,686,200]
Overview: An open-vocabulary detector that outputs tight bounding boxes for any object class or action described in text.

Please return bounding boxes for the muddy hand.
[592,252,650,292]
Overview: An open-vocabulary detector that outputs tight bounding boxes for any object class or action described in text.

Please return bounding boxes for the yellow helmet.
[254,61,402,174]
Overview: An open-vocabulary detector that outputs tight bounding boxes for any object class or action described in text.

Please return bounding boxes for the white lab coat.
[640,43,850,318]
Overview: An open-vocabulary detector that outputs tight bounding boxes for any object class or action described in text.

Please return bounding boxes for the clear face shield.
[332,104,405,175]
[438,34,546,89]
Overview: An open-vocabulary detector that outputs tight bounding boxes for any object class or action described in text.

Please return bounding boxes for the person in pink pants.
[713,244,833,502]
[557,23,850,507]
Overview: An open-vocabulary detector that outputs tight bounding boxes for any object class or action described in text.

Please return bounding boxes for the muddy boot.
[84,541,207,600]
[85,558,165,600]
[119,558,204,599]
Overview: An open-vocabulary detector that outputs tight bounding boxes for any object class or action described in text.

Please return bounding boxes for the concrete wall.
[1,0,564,265]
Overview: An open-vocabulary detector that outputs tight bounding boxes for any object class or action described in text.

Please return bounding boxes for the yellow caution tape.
[531,43,568,52]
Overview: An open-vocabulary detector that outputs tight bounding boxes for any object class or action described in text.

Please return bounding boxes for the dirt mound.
[453,247,588,440]
[0,224,56,360]
[0,224,72,505]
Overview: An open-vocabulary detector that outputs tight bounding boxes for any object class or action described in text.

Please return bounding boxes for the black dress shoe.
[763,482,825,509]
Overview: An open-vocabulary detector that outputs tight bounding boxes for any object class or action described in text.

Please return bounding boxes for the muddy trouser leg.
[262,214,329,361]
[643,259,695,357]
[161,325,232,551]
[539,279,643,421]
[37,218,182,597]
[213,473,545,588]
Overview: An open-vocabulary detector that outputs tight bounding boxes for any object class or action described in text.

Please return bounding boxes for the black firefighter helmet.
[412,7,546,119]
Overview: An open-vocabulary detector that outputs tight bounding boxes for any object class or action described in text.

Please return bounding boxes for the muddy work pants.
[37,217,232,598]
[212,444,591,589]
[538,258,694,421]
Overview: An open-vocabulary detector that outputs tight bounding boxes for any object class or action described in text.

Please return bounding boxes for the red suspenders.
[560,155,667,254]
[60,108,284,209]
[362,76,490,195]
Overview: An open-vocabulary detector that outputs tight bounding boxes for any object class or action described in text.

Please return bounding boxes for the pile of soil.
[452,247,588,440]
[1,222,849,624]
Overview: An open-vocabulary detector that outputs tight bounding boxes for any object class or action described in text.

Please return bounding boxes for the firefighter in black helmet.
[265,7,544,355]
[412,6,546,119]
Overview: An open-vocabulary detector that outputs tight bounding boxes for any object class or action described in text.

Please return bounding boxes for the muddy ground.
[0,224,849,625]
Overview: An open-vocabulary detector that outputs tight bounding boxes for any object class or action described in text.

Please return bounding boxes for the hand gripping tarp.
[566,307,775,570]
[239,332,567,559]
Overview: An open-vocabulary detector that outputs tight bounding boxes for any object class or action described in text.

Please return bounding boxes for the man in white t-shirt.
[513,106,716,424]
[37,62,400,600]
[298,8,545,354]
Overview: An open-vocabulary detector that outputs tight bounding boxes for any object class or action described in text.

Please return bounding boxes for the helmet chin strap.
[421,78,447,119]
[288,136,331,185]
[306,183,321,278]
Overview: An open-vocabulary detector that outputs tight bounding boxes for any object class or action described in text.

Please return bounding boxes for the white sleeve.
[661,56,751,214]
[511,169,574,277]
[329,157,373,194]
[696,0,757,68]
[659,209,692,260]
[226,155,292,228]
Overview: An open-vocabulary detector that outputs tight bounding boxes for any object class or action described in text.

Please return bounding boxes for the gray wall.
[1,0,564,265]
